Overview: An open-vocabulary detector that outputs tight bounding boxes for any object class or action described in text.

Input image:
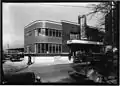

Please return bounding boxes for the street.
[3,56,117,84]
[3,56,77,83]
[18,56,75,83]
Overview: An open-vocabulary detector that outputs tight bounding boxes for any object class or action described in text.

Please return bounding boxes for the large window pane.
[46,43,48,53]
[41,28,45,36]
[59,44,61,53]
[60,31,62,37]
[70,33,79,40]
[51,44,53,53]
[53,44,55,53]
[56,30,58,37]
[38,43,40,53]
[49,29,52,36]
[38,28,41,36]
[53,30,55,37]
[49,44,52,53]
[41,44,44,53]
[35,29,38,36]
[56,44,58,53]
[54,30,56,37]
[45,28,48,36]
[58,30,62,37]
[51,29,54,37]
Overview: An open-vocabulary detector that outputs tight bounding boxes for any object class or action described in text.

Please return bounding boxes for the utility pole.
[111,1,118,48]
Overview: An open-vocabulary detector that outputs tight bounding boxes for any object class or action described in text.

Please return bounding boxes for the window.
[49,29,52,36]
[35,29,38,36]
[38,43,41,53]
[38,28,41,36]
[70,33,79,40]
[45,28,49,36]
[41,28,45,36]
[58,31,62,37]
[60,31,62,37]
[37,43,62,54]
[49,44,51,53]
[59,44,61,53]
[46,43,48,52]
[56,30,58,37]
[53,44,55,53]
[53,30,55,37]
[56,44,59,53]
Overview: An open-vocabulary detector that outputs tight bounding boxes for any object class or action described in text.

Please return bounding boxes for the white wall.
[24,56,73,65]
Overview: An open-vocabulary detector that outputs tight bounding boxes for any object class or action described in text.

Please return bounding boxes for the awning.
[67,40,103,45]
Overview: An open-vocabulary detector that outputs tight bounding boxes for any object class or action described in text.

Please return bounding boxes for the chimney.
[78,15,87,40]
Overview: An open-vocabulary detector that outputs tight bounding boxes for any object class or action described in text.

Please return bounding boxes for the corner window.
[41,28,45,36]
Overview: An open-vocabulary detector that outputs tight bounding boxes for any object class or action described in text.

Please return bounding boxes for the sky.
[3,2,103,49]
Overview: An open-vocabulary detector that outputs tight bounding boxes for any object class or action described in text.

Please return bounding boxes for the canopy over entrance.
[67,40,104,53]
[67,40,103,45]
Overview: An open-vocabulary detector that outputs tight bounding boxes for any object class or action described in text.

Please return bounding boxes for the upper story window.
[45,28,49,36]
[53,30,55,37]
[70,33,79,40]
[58,30,62,37]
[37,28,45,36]
[49,29,52,36]
[56,30,59,37]
[38,28,41,36]
[35,28,62,38]
[41,28,45,36]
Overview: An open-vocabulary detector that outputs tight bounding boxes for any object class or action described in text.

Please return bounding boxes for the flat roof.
[7,48,24,50]
[24,20,81,29]
[67,40,103,45]
[24,20,62,29]
[61,20,80,26]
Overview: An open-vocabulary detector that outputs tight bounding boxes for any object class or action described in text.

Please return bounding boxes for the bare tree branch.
[86,2,112,28]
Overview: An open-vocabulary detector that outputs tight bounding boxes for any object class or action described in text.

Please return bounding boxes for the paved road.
[3,56,118,84]
[19,63,76,83]
[18,56,75,83]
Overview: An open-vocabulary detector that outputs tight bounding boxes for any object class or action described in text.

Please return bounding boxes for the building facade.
[24,18,104,55]
[24,20,62,54]
[105,2,119,47]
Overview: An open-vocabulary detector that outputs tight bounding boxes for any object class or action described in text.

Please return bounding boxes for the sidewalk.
[26,56,73,67]
[3,56,73,75]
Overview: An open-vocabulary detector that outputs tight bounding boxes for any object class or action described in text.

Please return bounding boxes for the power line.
[39,4,94,8]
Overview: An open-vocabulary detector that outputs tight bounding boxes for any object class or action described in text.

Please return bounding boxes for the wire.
[39,4,94,8]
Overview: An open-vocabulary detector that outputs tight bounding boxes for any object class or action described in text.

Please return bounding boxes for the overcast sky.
[3,2,103,49]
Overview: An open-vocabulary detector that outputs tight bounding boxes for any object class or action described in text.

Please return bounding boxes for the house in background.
[7,48,24,54]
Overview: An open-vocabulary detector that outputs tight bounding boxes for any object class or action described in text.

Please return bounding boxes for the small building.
[7,48,24,54]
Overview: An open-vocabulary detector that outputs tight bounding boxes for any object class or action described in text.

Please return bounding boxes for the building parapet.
[24,20,62,29]
[61,20,80,26]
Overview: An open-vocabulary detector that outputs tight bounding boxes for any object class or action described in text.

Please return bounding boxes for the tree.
[86,2,113,27]
[87,2,118,46]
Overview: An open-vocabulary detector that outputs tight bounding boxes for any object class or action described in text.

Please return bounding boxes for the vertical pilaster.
[34,43,36,54]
